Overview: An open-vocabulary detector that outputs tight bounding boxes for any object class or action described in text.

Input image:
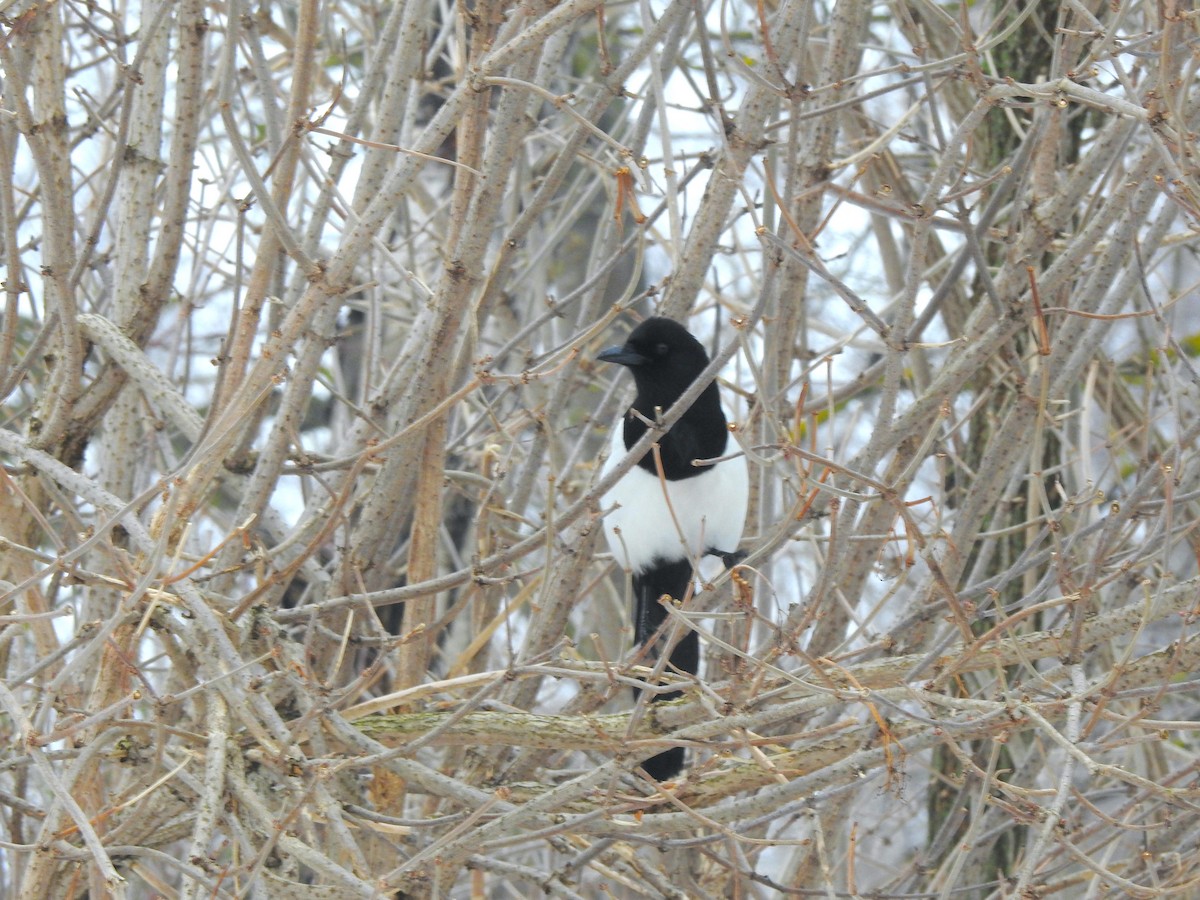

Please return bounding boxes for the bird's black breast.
[622,369,729,481]
[623,411,728,481]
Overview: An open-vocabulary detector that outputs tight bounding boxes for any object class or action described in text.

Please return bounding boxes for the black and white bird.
[598,316,749,781]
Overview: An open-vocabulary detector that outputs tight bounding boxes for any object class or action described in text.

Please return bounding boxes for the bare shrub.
[1,0,1198,896]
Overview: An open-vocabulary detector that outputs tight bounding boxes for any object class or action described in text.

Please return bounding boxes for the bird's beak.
[597,344,646,367]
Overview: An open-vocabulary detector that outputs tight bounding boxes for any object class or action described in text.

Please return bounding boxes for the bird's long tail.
[632,559,697,781]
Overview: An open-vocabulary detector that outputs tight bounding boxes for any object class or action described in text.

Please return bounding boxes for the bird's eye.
[655,342,669,356]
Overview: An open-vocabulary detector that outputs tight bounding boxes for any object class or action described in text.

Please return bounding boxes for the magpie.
[597,316,749,781]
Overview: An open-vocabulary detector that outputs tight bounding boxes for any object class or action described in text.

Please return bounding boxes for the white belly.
[601,425,748,572]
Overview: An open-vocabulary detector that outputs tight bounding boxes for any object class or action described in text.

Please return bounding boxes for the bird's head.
[597,317,713,406]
